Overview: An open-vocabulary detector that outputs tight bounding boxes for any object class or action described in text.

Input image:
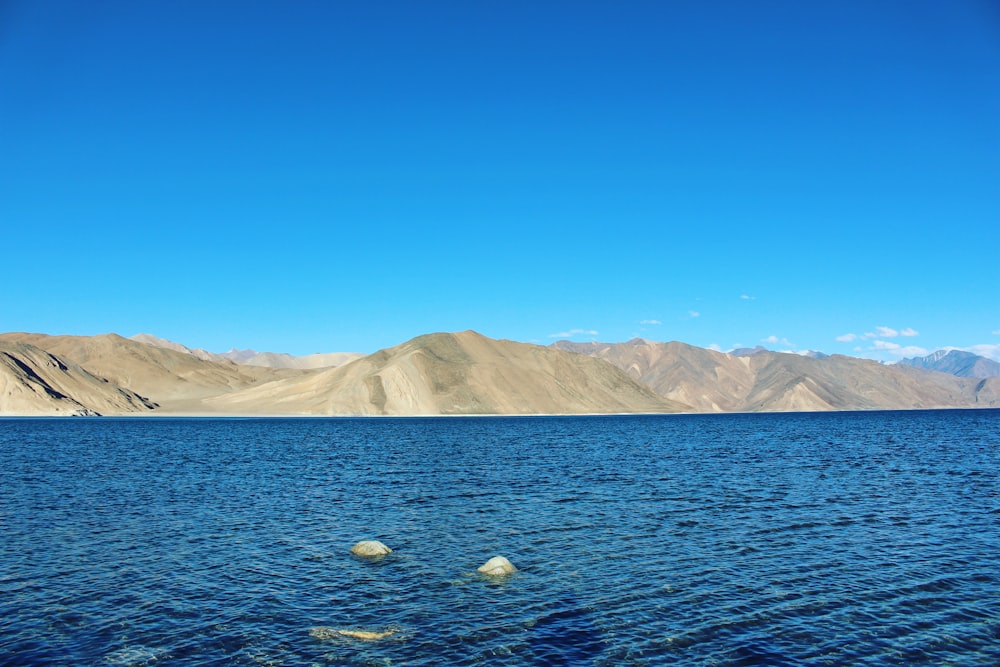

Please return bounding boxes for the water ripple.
[1,411,999,665]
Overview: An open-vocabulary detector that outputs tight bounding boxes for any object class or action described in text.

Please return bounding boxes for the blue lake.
[1,411,999,665]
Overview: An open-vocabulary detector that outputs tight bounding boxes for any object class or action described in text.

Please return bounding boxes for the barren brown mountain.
[553,338,1000,412]
[204,330,688,415]
[2,331,998,416]
[0,332,305,412]
[131,333,363,370]
[0,341,156,415]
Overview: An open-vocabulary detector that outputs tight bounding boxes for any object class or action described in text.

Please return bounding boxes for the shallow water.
[1,411,998,665]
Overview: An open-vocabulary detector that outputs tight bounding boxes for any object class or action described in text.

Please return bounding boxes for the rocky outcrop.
[350,540,392,557]
[477,555,517,576]
[310,627,398,641]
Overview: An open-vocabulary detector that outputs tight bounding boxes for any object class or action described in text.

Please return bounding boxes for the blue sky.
[2,1,998,360]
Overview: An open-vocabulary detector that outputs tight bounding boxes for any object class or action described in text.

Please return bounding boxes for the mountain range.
[130,333,364,369]
[897,349,1000,378]
[1,331,997,416]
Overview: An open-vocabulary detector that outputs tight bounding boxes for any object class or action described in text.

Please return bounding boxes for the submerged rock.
[310,626,397,641]
[477,555,517,576]
[350,540,392,557]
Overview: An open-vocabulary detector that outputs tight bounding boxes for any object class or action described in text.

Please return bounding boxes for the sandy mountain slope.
[132,333,362,370]
[224,350,365,370]
[736,353,997,411]
[0,341,156,415]
[130,333,226,362]
[0,332,306,411]
[553,339,756,411]
[6,330,994,416]
[554,339,1000,412]
[206,330,689,415]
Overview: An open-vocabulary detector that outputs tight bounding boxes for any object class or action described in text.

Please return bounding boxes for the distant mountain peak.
[131,333,220,362]
[730,345,768,357]
[130,334,360,370]
[221,348,260,363]
[898,349,1000,378]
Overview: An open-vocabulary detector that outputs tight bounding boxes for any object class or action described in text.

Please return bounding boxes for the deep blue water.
[1,410,999,666]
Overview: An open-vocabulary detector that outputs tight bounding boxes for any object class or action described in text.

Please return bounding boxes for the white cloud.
[967,343,1000,362]
[688,310,700,318]
[867,326,899,338]
[707,343,722,351]
[549,329,598,339]
[894,345,929,357]
[992,329,1000,336]
[762,335,793,347]
[640,319,661,325]
[847,325,918,347]
[865,342,929,360]
[740,294,756,300]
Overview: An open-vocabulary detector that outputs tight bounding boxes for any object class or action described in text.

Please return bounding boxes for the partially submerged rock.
[350,540,392,557]
[310,626,398,641]
[477,555,517,576]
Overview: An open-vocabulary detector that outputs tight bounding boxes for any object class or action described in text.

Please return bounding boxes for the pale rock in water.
[310,626,397,641]
[350,540,392,557]
[477,555,517,576]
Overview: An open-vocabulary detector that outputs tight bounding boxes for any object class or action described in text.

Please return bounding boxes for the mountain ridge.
[131,333,363,370]
[897,349,1000,378]
[202,330,688,416]
[1,330,997,416]
[551,338,1000,413]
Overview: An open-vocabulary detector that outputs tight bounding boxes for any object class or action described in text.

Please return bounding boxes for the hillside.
[131,333,362,370]
[553,339,761,411]
[553,338,1000,412]
[2,331,998,416]
[204,330,688,415]
[219,349,364,370]
[0,332,305,412]
[0,341,156,415]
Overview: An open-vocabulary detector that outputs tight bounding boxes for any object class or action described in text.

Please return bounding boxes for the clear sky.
[2,1,998,361]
